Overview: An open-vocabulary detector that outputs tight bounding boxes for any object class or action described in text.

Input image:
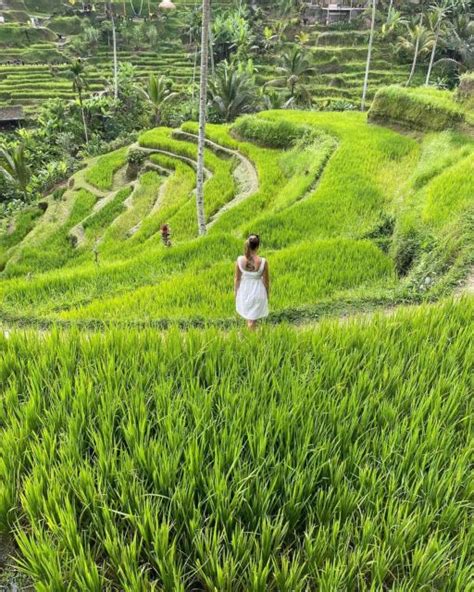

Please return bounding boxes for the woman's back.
[234,234,270,329]
[237,255,265,277]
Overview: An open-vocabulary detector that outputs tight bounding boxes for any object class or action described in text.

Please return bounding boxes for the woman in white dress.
[234,234,270,330]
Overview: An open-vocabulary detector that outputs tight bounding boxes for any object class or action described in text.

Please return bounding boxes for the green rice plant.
[82,186,133,242]
[84,148,128,191]
[3,189,97,277]
[0,206,43,270]
[129,154,196,246]
[138,127,238,239]
[0,299,472,588]
[59,238,394,322]
[232,116,310,149]
[423,153,474,229]
[238,110,417,249]
[368,86,467,132]
[100,170,164,250]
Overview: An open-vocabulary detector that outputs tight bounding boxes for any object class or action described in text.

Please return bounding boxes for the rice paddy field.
[1,99,473,588]
[0,299,473,590]
[1,107,472,325]
[0,4,423,114]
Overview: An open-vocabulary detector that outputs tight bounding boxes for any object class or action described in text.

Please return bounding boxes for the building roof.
[0,106,25,122]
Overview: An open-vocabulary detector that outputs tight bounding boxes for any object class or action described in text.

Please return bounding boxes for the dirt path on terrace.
[172,131,259,228]
[68,166,132,249]
[129,143,212,179]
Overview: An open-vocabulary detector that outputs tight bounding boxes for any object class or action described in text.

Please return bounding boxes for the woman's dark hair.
[244,234,260,270]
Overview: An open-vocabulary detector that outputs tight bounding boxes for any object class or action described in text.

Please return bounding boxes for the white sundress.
[236,256,269,321]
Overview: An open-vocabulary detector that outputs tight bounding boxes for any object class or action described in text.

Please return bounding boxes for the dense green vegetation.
[0,105,472,326]
[368,85,470,131]
[0,299,472,589]
[0,3,472,588]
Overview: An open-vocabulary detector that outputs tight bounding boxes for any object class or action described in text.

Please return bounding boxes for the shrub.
[325,99,357,112]
[455,72,474,111]
[126,149,147,180]
[232,115,310,148]
[368,85,466,131]
[48,16,86,36]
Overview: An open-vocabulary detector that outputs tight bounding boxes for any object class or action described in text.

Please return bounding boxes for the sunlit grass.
[0,299,472,589]
[84,148,128,191]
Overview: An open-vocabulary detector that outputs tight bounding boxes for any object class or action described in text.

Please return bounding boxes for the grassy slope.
[0,112,416,323]
[0,110,472,325]
[0,112,473,321]
[0,4,422,112]
[0,298,472,589]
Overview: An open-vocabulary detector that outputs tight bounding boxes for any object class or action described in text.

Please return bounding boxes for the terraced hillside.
[0,83,473,589]
[1,105,472,326]
[256,26,425,107]
[0,43,194,114]
[0,0,424,113]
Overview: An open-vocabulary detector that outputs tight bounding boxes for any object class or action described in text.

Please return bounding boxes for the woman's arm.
[263,261,270,298]
[234,262,242,298]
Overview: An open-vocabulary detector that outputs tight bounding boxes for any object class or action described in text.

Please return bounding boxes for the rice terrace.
[0,0,473,589]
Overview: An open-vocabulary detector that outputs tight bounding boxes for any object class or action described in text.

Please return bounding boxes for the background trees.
[208,61,257,122]
[140,74,179,125]
[69,59,90,144]
[0,144,31,200]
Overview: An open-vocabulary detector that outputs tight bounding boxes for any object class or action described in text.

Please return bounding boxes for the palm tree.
[425,0,452,85]
[208,61,256,122]
[261,88,295,110]
[0,144,31,198]
[397,20,434,86]
[361,0,377,112]
[105,1,119,100]
[381,8,407,40]
[140,74,179,125]
[196,0,210,237]
[266,46,314,98]
[442,9,474,71]
[69,59,90,144]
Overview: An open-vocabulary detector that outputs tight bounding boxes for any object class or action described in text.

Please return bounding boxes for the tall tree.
[196,0,210,236]
[397,19,434,86]
[266,46,314,98]
[140,74,179,125]
[208,61,256,122]
[361,0,377,112]
[105,1,119,100]
[0,143,31,199]
[69,59,89,144]
[425,0,451,85]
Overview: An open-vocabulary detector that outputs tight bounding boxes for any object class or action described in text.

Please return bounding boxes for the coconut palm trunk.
[361,0,377,112]
[425,26,439,86]
[407,35,420,86]
[112,14,118,100]
[78,92,89,145]
[106,1,119,100]
[195,0,210,236]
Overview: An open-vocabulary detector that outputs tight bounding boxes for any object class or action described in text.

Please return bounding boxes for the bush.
[48,16,86,36]
[455,72,474,111]
[390,207,428,277]
[232,115,310,148]
[126,149,146,180]
[325,99,356,112]
[368,85,466,131]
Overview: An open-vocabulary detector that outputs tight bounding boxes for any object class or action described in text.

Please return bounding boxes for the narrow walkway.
[172,131,259,228]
